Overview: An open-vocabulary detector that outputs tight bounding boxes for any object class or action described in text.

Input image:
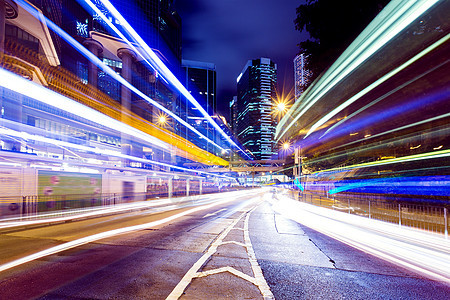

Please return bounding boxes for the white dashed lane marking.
[166,203,274,299]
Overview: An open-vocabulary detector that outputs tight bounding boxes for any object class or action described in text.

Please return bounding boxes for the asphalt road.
[0,189,448,299]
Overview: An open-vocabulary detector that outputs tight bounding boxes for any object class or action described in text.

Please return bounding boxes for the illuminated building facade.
[57,0,184,163]
[182,59,216,116]
[0,0,226,168]
[236,58,277,160]
[181,59,217,152]
[229,96,237,134]
[294,53,311,101]
[111,0,182,68]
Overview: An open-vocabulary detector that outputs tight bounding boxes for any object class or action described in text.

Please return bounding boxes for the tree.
[294,0,389,84]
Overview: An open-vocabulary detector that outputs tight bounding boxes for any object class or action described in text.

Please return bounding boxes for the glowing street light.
[283,142,290,150]
[157,114,168,127]
[273,99,288,116]
[277,102,286,112]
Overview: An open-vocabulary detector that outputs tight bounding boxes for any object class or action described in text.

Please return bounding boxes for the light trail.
[305,33,449,139]
[13,0,232,155]
[276,0,442,141]
[313,149,450,174]
[330,114,450,154]
[0,125,235,179]
[319,59,449,139]
[0,190,258,273]
[0,68,167,149]
[328,176,450,195]
[272,196,450,283]
[0,69,234,177]
[90,0,251,159]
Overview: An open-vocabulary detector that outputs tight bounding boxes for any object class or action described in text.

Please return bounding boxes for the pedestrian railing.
[282,189,449,237]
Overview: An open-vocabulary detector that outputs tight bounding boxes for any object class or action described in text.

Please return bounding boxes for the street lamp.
[277,102,286,113]
[157,113,168,127]
[273,99,289,116]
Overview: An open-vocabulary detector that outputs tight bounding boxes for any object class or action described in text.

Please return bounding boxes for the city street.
[0,189,448,299]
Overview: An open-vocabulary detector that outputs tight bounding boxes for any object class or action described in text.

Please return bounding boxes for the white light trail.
[272,196,450,283]
[319,59,449,138]
[90,0,251,158]
[0,124,236,179]
[0,68,168,149]
[0,190,258,273]
[276,0,441,141]
[305,33,449,139]
[14,0,226,153]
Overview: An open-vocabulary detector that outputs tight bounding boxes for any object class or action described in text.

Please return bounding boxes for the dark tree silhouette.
[294,0,390,84]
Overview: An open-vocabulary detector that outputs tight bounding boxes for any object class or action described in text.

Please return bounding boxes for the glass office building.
[236,58,277,161]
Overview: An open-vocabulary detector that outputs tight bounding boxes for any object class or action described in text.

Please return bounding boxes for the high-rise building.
[294,53,311,101]
[112,0,182,68]
[181,59,217,152]
[229,96,237,134]
[182,59,216,116]
[236,57,277,161]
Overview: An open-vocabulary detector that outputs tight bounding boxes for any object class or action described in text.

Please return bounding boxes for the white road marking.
[221,241,246,247]
[195,266,257,285]
[166,211,246,299]
[166,201,274,299]
[244,208,274,299]
[230,227,245,231]
[202,208,227,218]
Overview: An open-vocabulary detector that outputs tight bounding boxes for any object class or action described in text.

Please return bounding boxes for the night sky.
[177,0,308,120]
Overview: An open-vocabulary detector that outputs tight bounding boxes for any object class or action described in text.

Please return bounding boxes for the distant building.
[236,58,277,160]
[182,60,216,116]
[229,96,237,134]
[181,59,217,152]
[294,53,312,101]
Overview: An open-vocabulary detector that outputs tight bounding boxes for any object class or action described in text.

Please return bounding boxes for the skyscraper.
[229,96,237,134]
[182,59,216,116]
[181,59,217,152]
[236,57,277,161]
[294,53,311,101]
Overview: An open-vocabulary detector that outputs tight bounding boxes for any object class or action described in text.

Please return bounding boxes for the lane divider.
[166,200,274,299]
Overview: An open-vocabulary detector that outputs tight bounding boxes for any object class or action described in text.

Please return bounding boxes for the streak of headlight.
[320,59,449,138]
[0,126,235,179]
[306,33,449,139]
[335,113,450,151]
[0,191,257,272]
[1,189,258,227]
[91,0,251,159]
[272,197,450,283]
[315,149,450,174]
[328,176,449,195]
[13,0,227,154]
[0,68,167,149]
[276,0,441,141]
[293,178,304,191]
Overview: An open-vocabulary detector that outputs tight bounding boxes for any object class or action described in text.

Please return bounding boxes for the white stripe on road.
[166,200,274,299]
[195,266,257,285]
[244,207,274,299]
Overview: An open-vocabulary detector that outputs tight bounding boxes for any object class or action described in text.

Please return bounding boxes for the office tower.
[182,59,216,115]
[294,53,311,101]
[229,96,237,134]
[181,59,217,152]
[111,0,182,67]
[236,57,277,161]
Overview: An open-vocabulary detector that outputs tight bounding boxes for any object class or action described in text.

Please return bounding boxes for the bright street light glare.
[277,102,286,112]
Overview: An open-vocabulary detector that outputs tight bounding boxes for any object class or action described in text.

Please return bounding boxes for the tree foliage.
[294,0,390,84]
